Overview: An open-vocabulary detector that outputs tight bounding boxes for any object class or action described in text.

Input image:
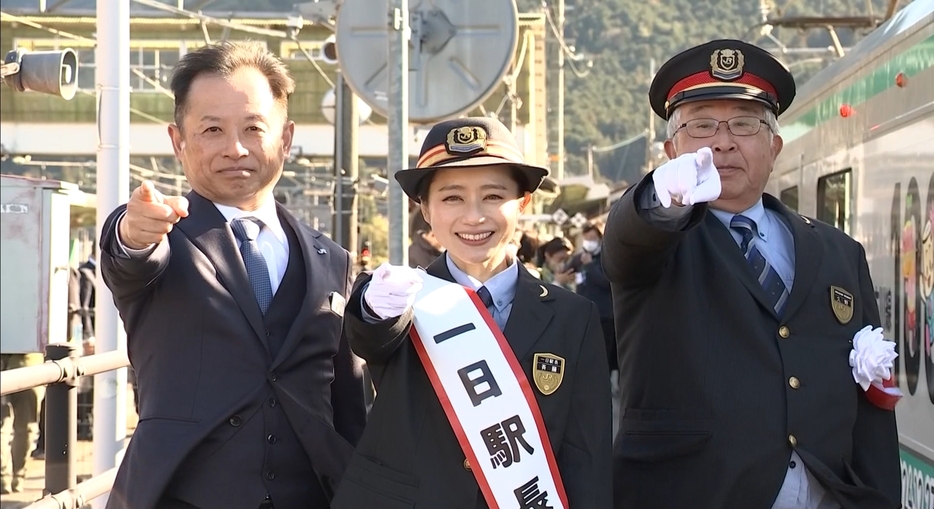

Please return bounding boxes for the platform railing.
[0,347,129,509]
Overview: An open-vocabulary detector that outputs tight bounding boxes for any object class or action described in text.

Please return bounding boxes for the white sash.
[409,272,568,509]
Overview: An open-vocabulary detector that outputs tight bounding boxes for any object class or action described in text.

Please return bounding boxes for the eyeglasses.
[675,116,770,138]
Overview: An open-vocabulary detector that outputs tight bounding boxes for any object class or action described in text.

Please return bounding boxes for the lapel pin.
[317,248,327,255]
[539,284,549,298]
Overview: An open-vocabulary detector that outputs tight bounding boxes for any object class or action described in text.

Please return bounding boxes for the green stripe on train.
[900,446,934,509]
[782,34,934,143]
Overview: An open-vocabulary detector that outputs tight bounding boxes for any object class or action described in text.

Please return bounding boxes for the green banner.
[783,35,934,143]
[901,446,934,509]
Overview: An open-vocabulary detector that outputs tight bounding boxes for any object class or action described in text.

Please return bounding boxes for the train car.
[770,1,934,506]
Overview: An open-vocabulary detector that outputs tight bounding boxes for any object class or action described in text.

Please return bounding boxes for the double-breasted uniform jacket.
[99,192,367,509]
[603,176,901,509]
[331,256,613,509]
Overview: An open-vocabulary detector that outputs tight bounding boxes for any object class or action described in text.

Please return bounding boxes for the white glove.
[652,147,721,207]
[363,262,423,320]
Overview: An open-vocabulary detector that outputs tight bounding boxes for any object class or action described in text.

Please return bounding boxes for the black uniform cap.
[649,39,796,120]
[395,117,549,203]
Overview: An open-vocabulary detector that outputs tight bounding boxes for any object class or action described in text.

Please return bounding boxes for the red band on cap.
[667,71,777,101]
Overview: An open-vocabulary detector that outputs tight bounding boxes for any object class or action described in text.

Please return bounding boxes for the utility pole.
[555,0,565,181]
[340,76,359,257]
[587,144,594,179]
[332,73,358,253]
[645,57,656,173]
[388,0,409,266]
[93,1,129,506]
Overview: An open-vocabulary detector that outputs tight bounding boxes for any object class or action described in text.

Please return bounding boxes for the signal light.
[895,72,907,88]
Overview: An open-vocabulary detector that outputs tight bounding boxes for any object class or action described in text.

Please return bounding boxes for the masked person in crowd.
[332,117,612,509]
[573,222,617,375]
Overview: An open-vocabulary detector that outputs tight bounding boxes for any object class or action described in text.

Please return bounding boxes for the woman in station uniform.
[331,117,612,509]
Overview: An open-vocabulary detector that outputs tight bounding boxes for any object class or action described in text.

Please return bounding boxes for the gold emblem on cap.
[830,286,854,324]
[445,126,488,154]
[710,48,745,81]
[533,353,565,395]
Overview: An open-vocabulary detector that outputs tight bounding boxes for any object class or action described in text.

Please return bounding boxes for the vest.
[165,218,329,509]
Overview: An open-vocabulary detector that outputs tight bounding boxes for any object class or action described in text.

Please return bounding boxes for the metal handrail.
[0,350,129,396]
[25,468,118,509]
[0,348,131,509]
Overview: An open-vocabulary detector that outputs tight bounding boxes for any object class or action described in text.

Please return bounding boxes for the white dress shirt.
[444,253,519,331]
[213,201,289,295]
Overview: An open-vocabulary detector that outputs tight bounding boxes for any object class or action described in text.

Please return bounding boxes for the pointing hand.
[118,181,190,250]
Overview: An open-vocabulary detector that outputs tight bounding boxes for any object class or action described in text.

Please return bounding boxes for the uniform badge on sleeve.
[533,353,565,395]
[830,286,854,324]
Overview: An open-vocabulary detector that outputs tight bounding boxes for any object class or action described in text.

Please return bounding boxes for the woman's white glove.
[652,147,721,207]
[363,262,424,319]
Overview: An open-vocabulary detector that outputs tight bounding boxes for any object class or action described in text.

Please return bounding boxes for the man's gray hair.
[666,104,780,140]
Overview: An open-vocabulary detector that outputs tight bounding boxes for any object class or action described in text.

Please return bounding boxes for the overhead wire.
[591,130,648,153]
[289,35,335,89]
[0,11,97,43]
[542,4,592,78]
[494,29,533,117]
[3,7,337,122]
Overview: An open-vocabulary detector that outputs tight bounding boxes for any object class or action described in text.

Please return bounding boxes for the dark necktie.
[231,217,274,315]
[476,286,495,310]
[730,214,789,315]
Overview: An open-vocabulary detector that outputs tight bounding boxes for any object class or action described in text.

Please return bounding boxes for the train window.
[780,186,799,212]
[817,169,852,234]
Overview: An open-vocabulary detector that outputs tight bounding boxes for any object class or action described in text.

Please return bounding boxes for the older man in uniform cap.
[603,40,901,509]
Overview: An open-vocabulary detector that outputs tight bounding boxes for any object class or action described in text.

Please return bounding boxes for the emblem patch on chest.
[533,353,565,395]
[830,286,854,324]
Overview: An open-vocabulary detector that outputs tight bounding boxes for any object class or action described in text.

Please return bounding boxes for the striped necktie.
[231,217,274,315]
[730,214,789,315]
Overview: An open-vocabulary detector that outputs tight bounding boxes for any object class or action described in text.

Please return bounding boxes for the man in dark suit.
[604,40,900,509]
[99,42,367,509]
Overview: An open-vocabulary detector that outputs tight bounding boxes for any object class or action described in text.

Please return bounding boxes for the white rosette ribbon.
[848,325,902,410]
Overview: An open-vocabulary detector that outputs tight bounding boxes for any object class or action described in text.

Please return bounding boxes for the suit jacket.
[331,256,613,509]
[99,192,367,509]
[603,176,901,509]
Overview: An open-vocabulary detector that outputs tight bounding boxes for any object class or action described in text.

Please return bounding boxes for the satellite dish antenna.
[335,0,519,123]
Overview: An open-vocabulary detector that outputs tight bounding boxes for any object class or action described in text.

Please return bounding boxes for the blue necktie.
[231,217,274,315]
[730,215,789,315]
[476,286,494,310]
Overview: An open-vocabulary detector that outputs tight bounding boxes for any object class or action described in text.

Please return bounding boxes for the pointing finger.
[137,181,164,204]
[165,196,190,218]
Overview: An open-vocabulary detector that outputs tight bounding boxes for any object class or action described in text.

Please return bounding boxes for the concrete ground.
[0,384,138,509]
